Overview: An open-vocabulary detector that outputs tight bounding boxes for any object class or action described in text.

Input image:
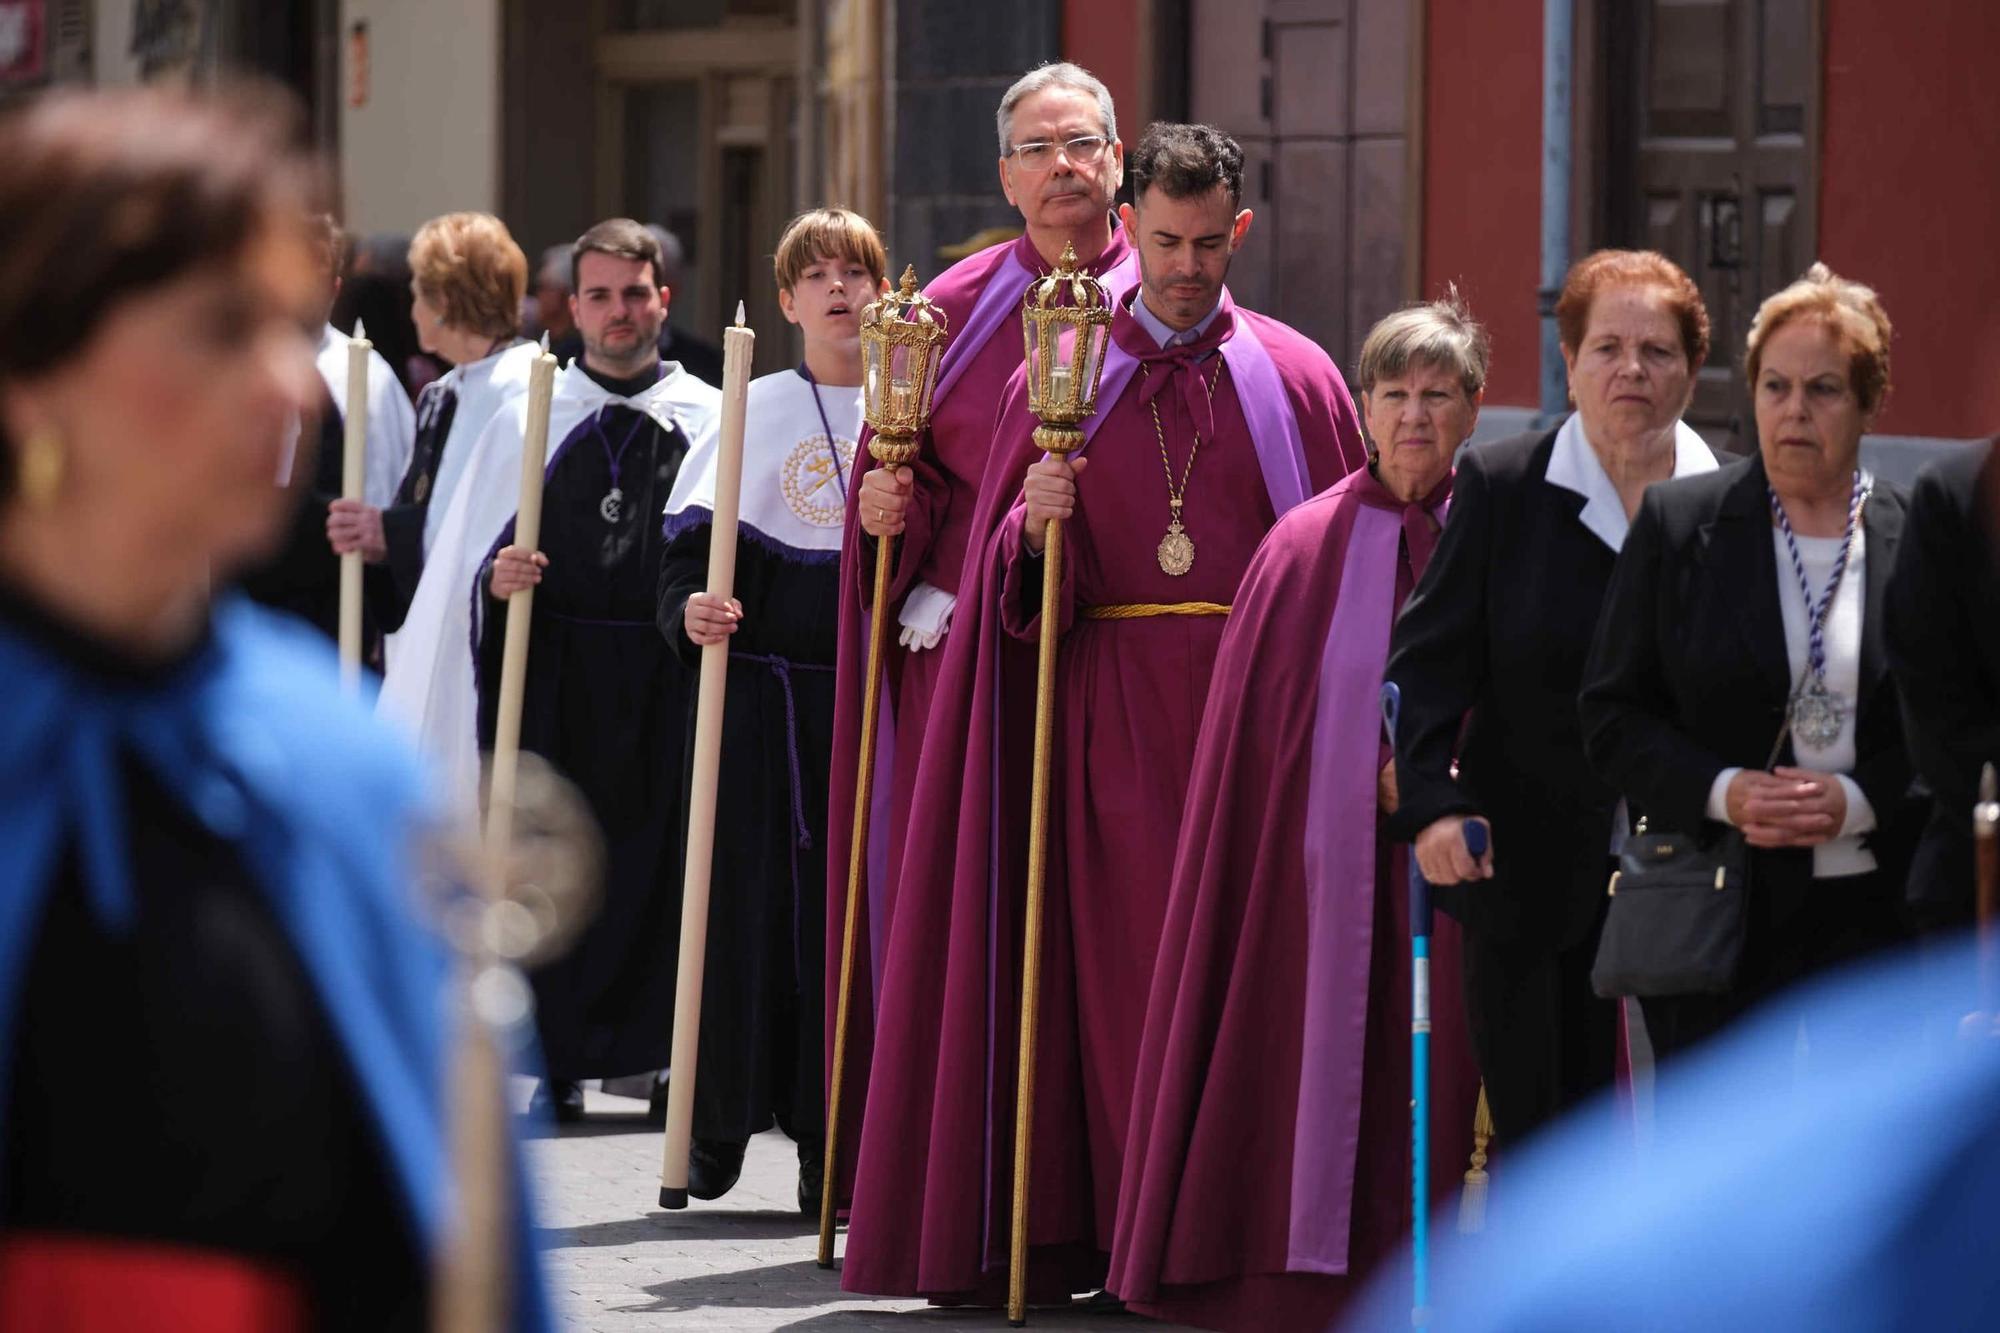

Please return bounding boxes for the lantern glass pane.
[1024,316,1048,413]
[862,337,884,419]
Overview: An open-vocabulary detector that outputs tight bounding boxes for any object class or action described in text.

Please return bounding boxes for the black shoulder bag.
[1589,709,1795,999]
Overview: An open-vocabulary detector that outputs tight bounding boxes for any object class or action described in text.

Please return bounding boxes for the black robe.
[364,377,459,634]
[656,531,838,1146]
[476,363,693,1081]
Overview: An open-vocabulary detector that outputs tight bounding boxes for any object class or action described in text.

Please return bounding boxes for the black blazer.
[1884,441,2000,926]
[1579,453,1916,903]
[1386,427,1629,947]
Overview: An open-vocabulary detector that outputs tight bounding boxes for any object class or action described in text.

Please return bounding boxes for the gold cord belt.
[1080,601,1231,620]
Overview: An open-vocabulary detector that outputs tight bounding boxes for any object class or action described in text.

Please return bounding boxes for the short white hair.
[996,62,1118,157]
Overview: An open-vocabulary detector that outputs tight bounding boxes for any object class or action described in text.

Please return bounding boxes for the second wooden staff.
[659,304,756,1208]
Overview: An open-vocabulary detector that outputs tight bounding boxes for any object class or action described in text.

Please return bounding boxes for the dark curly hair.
[1127,121,1245,208]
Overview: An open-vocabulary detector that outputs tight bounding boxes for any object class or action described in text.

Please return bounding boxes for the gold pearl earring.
[17,427,65,509]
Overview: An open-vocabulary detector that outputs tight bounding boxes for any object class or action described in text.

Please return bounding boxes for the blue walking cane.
[1381,681,1487,1330]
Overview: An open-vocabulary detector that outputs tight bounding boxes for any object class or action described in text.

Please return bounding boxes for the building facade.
[9,0,1994,439]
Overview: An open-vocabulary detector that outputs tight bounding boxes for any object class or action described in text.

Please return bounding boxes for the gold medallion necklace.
[1144,359,1224,576]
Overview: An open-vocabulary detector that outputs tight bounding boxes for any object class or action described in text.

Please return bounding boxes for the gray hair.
[1356,285,1491,398]
[996,61,1118,156]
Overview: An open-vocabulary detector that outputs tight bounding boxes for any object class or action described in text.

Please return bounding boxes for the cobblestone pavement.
[528,1084,1185,1332]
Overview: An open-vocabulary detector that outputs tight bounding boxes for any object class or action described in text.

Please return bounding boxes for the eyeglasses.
[1006,135,1110,171]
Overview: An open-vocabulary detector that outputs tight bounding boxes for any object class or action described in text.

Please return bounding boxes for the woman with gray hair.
[1109,295,1488,1331]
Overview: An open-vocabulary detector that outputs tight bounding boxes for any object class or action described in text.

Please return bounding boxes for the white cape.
[422,340,544,553]
[306,322,418,507]
[661,368,859,558]
[377,361,722,810]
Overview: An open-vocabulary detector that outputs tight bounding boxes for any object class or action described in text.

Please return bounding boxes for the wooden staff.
[659,304,755,1208]
[338,319,370,694]
[1008,427,1082,1327]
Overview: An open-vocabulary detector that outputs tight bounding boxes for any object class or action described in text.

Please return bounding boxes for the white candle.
[660,300,755,1204]
[338,318,370,693]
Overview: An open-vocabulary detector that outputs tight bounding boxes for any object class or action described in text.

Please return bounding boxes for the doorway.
[1593,0,1821,447]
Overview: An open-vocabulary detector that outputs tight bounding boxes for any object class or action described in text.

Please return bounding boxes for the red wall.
[1421,0,1544,407]
[1820,0,2000,439]
[1062,0,1141,139]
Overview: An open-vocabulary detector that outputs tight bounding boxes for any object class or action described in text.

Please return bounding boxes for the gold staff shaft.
[1008,498,1068,1327]
[820,526,898,1266]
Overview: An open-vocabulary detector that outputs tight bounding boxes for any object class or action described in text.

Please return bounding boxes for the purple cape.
[840,290,1366,1301]
[823,229,1135,1209]
[1105,466,1480,1331]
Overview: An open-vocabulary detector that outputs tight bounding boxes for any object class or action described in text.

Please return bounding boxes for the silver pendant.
[599,487,623,523]
[1791,676,1848,749]
[1157,519,1195,577]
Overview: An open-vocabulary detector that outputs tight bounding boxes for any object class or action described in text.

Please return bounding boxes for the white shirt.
[288,324,418,508]
[1705,525,1877,878]
[1544,411,1719,850]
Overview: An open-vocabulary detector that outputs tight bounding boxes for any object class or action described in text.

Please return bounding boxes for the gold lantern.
[1021,241,1116,457]
[858,265,949,468]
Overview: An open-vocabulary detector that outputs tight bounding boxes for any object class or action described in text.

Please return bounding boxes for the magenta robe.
[824,228,1135,1209]
[840,290,1365,1302]
[1104,467,1480,1332]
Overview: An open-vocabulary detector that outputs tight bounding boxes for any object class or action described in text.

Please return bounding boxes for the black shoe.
[687,1137,746,1201]
[1075,1289,1127,1315]
[797,1140,825,1216]
[645,1074,670,1129]
[529,1078,587,1124]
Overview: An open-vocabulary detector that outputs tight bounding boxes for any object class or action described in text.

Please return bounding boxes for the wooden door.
[1188,0,1416,377]
[1602,0,1819,444]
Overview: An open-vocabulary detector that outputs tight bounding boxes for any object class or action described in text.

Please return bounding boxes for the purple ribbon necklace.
[1768,468,1868,749]
[592,405,650,524]
[798,363,850,502]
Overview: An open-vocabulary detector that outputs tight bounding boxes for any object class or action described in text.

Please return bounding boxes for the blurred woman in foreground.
[0,86,549,1331]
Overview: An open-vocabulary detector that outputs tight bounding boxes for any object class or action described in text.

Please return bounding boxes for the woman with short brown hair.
[328,211,536,637]
[1385,249,1720,1143]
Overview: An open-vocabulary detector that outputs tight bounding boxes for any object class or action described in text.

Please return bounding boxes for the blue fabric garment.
[0,597,552,1330]
[1344,935,2000,1332]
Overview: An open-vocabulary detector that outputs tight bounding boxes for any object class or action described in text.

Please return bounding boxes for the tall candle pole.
[660,302,754,1208]
[484,332,559,863]
[338,318,370,693]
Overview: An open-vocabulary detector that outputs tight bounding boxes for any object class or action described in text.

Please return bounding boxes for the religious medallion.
[781,433,858,527]
[1790,677,1848,749]
[600,487,623,523]
[413,471,430,504]
[1158,517,1195,577]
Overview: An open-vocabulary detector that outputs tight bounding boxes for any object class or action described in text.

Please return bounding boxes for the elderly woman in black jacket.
[1385,250,1719,1143]
[1580,264,1915,1060]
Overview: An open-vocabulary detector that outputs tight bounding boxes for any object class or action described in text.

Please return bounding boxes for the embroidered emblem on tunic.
[781,433,857,527]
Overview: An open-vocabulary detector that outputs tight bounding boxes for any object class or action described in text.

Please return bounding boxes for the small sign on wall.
[0,0,47,85]
[348,19,369,109]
